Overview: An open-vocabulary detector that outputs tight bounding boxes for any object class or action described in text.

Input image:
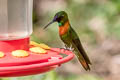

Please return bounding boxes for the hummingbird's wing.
[69,27,91,70]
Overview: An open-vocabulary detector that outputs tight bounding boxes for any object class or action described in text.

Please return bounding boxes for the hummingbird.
[44,11,91,71]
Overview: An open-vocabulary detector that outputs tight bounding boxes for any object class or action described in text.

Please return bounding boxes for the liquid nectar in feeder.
[0,0,74,77]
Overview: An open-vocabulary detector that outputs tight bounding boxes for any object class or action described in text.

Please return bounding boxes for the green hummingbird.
[44,11,91,71]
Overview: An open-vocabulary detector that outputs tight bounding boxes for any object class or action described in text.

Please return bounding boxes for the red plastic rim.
[0,48,74,77]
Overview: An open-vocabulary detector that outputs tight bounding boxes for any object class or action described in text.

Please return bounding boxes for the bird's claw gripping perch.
[60,48,70,52]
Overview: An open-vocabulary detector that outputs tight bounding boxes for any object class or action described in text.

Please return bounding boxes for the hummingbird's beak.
[43,21,55,29]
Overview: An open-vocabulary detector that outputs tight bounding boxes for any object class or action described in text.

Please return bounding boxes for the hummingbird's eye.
[61,15,64,17]
[60,15,64,19]
[55,15,64,22]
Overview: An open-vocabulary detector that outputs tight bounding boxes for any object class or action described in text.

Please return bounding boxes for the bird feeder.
[0,0,74,77]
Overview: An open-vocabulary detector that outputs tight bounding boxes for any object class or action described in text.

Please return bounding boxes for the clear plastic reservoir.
[0,0,33,40]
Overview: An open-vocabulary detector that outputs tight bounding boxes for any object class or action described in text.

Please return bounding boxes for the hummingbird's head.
[44,11,68,29]
[53,11,68,23]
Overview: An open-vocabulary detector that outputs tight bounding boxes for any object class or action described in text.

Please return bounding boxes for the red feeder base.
[0,38,74,77]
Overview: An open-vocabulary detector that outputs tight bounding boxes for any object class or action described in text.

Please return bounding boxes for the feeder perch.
[0,0,74,77]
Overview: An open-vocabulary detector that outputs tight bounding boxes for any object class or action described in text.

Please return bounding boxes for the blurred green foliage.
[1,71,103,80]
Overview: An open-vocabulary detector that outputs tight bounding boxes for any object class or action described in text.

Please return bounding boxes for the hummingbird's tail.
[73,39,91,71]
[75,50,91,71]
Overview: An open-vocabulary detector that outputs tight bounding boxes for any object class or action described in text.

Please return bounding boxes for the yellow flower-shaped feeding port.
[12,50,29,58]
[30,47,47,54]
[0,52,5,58]
[30,41,51,50]
[30,41,39,46]
[38,43,50,50]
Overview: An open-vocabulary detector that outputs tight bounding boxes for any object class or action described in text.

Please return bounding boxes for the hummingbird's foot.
[65,45,74,51]
[60,47,74,52]
[69,47,74,51]
[60,47,70,52]
[60,45,74,52]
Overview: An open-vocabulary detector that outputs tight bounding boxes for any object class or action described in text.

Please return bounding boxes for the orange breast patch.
[59,21,70,35]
